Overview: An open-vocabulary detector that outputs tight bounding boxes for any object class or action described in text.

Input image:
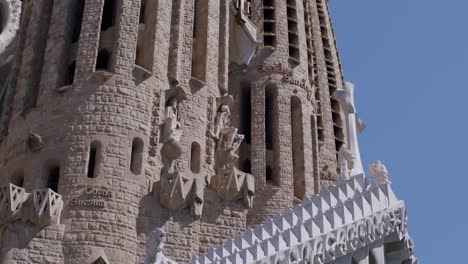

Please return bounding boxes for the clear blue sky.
[329,0,468,263]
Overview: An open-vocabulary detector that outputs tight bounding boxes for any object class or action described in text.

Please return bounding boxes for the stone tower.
[0,0,352,263]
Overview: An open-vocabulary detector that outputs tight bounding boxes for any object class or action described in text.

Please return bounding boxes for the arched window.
[190,142,201,174]
[87,141,101,178]
[47,165,60,193]
[11,169,25,188]
[101,0,117,31]
[291,96,305,199]
[130,138,144,175]
[96,49,111,70]
[135,0,148,68]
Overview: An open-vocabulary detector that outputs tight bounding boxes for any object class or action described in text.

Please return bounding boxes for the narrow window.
[96,49,111,70]
[291,96,305,199]
[71,0,86,44]
[0,2,6,34]
[23,0,55,112]
[286,0,299,61]
[240,84,252,144]
[101,0,117,31]
[47,165,60,193]
[265,85,280,186]
[130,138,144,175]
[369,252,377,264]
[265,89,274,150]
[266,166,273,183]
[64,61,76,86]
[11,169,25,187]
[87,141,100,178]
[263,0,276,47]
[191,0,208,82]
[135,0,147,68]
[96,0,118,71]
[190,142,201,174]
[311,115,320,193]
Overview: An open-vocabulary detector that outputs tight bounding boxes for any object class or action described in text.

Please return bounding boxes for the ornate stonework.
[0,0,416,263]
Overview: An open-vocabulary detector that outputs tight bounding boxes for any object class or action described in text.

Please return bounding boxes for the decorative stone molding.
[30,189,63,228]
[0,184,63,229]
[190,175,417,264]
[216,167,255,208]
[144,228,177,264]
[0,184,29,225]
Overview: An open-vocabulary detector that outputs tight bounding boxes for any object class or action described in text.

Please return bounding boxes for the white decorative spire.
[334,82,365,177]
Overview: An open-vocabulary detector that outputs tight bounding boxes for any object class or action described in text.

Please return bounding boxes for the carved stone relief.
[209,95,255,208]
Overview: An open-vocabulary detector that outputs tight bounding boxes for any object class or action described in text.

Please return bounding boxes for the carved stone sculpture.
[337,144,354,181]
[191,177,205,218]
[144,228,177,264]
[159,172,192,212]
[334,82,365,177]
[26,131,45,152]
[210,102,255,208]
[369,160,390,185]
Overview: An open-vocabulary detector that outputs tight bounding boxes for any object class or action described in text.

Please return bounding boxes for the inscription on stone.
[70,187,114,208]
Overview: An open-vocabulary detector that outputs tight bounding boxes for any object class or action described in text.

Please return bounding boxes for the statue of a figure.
[211,105,244,168]
[369,160,390,185]
[163,98,182,143]
[337,144,354,181]
[144,228,177,264]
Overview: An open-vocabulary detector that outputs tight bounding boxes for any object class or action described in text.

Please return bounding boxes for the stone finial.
[145,228,177,264]
[369,160,390,185]
[26,131,45,152]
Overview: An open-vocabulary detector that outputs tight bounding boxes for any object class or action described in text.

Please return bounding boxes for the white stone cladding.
[189,174,417,264]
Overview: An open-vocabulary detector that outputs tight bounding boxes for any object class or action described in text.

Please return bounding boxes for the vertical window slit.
[87,141,100,178]
[47,165,60,193]
[265,85,280,186]
[130,138,144,175]
[135,0,147,69]
[190,142,201,174]
[191,0,208,82]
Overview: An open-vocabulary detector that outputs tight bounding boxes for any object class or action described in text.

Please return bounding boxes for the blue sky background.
[328,0,468,263]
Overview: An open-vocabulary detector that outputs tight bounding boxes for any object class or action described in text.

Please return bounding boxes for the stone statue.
[337,144,354,181]
[144,228,177,264]
[369,160,390,185]
[235,0,251,17]
[163,98,182,143]
[211,104,244,169]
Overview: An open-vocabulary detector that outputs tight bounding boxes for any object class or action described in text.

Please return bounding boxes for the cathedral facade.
[0,0,416,263]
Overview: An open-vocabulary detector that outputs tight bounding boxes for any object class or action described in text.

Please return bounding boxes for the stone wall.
[0,0,347,263]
